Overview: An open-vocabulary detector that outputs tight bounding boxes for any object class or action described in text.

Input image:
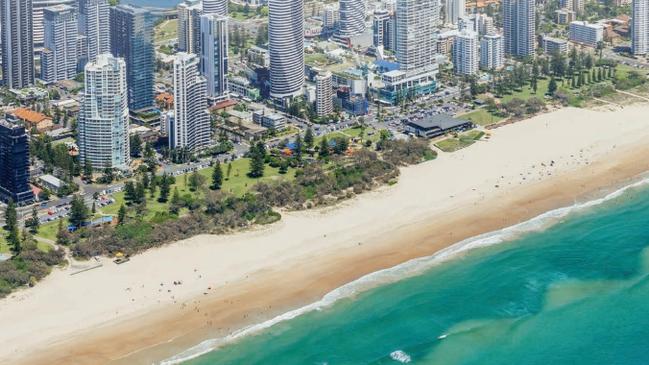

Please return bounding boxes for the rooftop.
[10,108,51,124]
[406,114,471,130]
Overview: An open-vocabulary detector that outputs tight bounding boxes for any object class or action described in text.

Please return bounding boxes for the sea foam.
[160,175,649,364]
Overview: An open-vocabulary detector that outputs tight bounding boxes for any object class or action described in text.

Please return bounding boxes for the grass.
[460,108,505,126]
[34,220,61,242]
[0,235,8,254]
[305,53,330,66]
[154,19,177,44]
[316,126,383,145]
[101,158,296,219]
[501,78,551,102]
[435,130,485,153]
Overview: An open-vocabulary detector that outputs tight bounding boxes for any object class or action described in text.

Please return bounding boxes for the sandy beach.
[3,105,649,365]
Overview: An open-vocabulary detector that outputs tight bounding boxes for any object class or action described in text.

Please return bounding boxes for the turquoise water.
[181,182,649,365]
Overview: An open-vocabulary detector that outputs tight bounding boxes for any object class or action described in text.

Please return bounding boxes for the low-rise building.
[378,65,438,105]
[542,36,569,54]
[6,108,54,133]
[38,174,64,192]
[404,115,473,138]
[252,110,286,130]
[555,9,576,24]
[228,76,261,101]
[569,21,604,47]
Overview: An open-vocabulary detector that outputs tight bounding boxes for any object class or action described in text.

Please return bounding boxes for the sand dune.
[3,106,649,364]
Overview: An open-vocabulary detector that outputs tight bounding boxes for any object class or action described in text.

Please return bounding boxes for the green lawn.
[102,158,295,219]
[0,235,8,254]
[435,130,485,153]
[316,126,383,144]
[501,78,551,102]
[154,19,177,44]
[459,108,505,126]
[35,220,61,242]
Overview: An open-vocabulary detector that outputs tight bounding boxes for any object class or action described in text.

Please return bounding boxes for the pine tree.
[304,128,314,149]
[226,162,232,180]
[4,199,17,232]
[248,142,266,178]
[294,133,303,162]
[124,181,136,204]
[319,136,330,158]
[117,204,127,225]
[69,194,89,227]
[8,225,21,255]
[29,206,40,233]
[83,158,93,182]
[211,161,223,190]
[158,174,171,203]
[56,219,69,245]
[170,188,181,215]
[548,77,558,95]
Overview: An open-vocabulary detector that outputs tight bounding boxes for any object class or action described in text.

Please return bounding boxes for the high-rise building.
[445,0,465,25]
[81,0,110,64]
[480,33,504,70]
[200,14,229,100]
[476,13,495,36]
[338,0,366,37]
[315,71,333,116]
[373,9,395,50]
[177,0,203,54]
[323,5,338,29]
[396,0,439,71]
[269,0,305,99]
[32,0,76,51]
[170,53,211,151]
[1,0,35,89]
[0,120,34,205]
[632,0,649,55]
[503,0,535,58]
[559,0,583,15]
[541,35,569,54]
[453,30,478,75]
[41,5,78,83]
[110,4,155,111]
[203,0,228,15]
[78,54,130,170]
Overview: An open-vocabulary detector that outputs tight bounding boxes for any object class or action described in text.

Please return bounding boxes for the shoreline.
[3,106,649,364]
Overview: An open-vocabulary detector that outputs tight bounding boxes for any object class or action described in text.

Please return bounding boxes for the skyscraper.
[632,0,649,55]
[1,0,35,89]
[373,9,392,48]
[503,0,535,57]
[315,71,333,117]
[269,0,304,100]
[480,33,504,70]
[338,0,366,37]
[78,54,130,170]
[203,0,228,15]
[453,30,478,75]
[0,120,34,205]
[177,0,203,54]
[110,4,155,111]
[445,0,465,25]
[41,5,78,83]
[170,53,210,151]
[81,0,110,64]
[200,14,229,100]
[32,0,76,51]
[396,0,439,71]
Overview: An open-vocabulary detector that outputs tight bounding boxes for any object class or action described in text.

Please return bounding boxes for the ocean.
[169,178,649,364]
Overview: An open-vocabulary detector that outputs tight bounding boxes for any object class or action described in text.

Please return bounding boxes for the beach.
[2,105,649,364]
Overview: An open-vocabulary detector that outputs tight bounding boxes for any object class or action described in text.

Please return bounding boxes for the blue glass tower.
[110,4,155,112]
[0,120,34,205]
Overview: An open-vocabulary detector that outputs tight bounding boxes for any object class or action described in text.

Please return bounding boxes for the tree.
[56,219,69,245]
[304,128,314,149]
[158,174,171,203]
[226,162,232,180]
[130,134,142,158]
[294,133,303,162]
[83,158,93,182]
[188,171,206,192]
[170,188,181,215]
[7,225,21,255]
[69,194,89,228]
[124,181,136,204]
[117,204,127,225]
[29,206,40,233]
[319,136,330,158]
[91,201,96,214]
[211,161,223,190]
[4,199,17,232]
[248,142,266,178]
[548,77,558,95]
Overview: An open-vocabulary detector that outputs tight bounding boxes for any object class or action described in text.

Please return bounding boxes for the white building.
[177,0,203,54]
[445,0,465,25]
[453,30,478,75]
[396,0,439,71]
[476,14,495,35]
[373,9,394,49]
[269,0,305,99]
[41,4,78,84]
[200,13,229,100]
[338,0,366,37]
[568,21,603,47]
[202,0,228,15]
[78,54,130,170]
[323,5,339,29]
[542,36,569,54]
[171,53,210,151]
[32,0,76,51]
[480,33,504,70]
[1,0,35,89]
[503,0,535,57]
[632,0,649,55]
[81,0,110,64]
[315,71,333,116]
